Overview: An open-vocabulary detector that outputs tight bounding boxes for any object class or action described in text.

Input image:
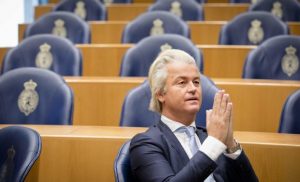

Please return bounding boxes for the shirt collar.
[161,115,196,132]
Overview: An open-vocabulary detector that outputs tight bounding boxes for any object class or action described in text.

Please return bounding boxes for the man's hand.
[206,90,233,145]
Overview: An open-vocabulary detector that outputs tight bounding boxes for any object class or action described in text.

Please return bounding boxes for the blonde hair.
[148,49,198,113]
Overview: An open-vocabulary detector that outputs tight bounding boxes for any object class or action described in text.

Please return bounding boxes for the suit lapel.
[157,121,190,164]
[195,126,208,143]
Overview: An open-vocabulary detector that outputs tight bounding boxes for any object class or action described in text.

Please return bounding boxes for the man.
[129,49,258,181]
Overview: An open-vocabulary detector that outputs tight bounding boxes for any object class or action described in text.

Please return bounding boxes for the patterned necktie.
[177,126,199,156]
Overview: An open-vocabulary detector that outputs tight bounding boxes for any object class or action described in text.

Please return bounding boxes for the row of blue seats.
[0,66,299,133]
[51,0,300,21]
[3,33,300,79]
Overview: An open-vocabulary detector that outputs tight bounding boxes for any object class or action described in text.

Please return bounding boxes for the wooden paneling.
[64,77,300,132]
[0,125,296,182]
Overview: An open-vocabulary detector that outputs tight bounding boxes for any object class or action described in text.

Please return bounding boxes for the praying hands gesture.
[206,90,236,149]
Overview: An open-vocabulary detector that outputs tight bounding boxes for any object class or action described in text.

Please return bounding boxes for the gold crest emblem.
[35,43,53,69]
[281,46,299,77]
[160,43,173,53]
[52,19,67,38]
[248,19,264,45]
[150,19,165,36]
[74,1,86,20]
[18,80,39,116]
[170,1,182,18]
[271,2,283,19]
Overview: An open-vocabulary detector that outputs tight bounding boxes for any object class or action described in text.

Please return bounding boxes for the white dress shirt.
[161,115,242,181]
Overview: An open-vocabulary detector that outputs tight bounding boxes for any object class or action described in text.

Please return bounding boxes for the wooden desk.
[64,77,300,132]
[18,21,300,44]
[48,0,230,3]
[0,45,255,78]
[35,3,246,21]
[0,125,296,182]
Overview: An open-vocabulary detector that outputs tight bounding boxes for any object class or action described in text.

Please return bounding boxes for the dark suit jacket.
[130,121,258,182]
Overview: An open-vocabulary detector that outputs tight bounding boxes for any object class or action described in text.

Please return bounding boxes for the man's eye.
[193,81,200,85]
[177,81,185,85]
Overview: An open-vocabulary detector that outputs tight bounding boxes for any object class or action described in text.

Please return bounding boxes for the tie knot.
[176,126,195,138]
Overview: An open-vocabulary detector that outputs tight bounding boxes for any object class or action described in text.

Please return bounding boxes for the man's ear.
[157,91,165,103]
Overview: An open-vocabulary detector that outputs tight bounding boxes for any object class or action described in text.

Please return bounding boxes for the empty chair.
[24,11,90,44]
[114,140,132,182]
[0,126,41,181]
[120,34,203,76]
[249,0,300,22]
[120,74,219,127]
[0,67,73,125]
[53,0,106,21]
[279,89,300,134]
[122,11,189,43]
[2,34,82,76]
[243,35,300,80]
[219,11,289,45]
[148,0,204,21]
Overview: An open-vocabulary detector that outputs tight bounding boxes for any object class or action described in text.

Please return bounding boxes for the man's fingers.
[220,94,229,114]
[212,90,224,114]
[225,102,233,123]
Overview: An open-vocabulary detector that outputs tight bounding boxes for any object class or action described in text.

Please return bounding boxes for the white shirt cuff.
[224,148,242,160]
[200,136,226,161]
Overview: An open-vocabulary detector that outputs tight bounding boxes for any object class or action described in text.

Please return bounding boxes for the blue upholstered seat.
[120,74,219,127]
[114,140,132,182]
[24,11,90,44]
[243,35,300,80]
[122,11,189,43]
[120,34,203,76]
[219,11,289,45]
[100,0,132,4]
[2,34,82,76]
[148,0,204,21]
[249,0,300,22]
[0,67,73,125]
[279,89,300,134]
[0,126,41,181]
[53,0,106,21]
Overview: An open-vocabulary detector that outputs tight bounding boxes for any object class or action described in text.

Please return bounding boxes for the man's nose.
[187,82,197,93]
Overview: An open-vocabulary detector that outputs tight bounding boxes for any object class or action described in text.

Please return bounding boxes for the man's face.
[158,62,202,122]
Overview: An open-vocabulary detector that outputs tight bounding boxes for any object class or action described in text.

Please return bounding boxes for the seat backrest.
[249,0,300,21]
[243,35,300,80]
[0,126,41,182]
[53,0,106,21]
[100,0,132,4]
[2,34,82,76]
[24,11,90,44]
[0,67,73,125]
[219,11,289,45]
[279,89,300,134]
[120,34,203,76]
[120,74,219,127]
[148,0,204,21]
[122,11,189,43]
[114,140,133,182]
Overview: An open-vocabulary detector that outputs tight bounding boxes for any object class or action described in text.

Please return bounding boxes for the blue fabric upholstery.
[120,74,219,127]
[1,34,82,76]
[279,89,300,134]
[24,11,90,44]
[100,0,132,3]
[114,140,133,182]
[0,126,41,181]
[249,0,300,21]
[53,0,106,21]
[243,35,300,80]
[219,11,289,45]
[122,11,189,43]
[230,0,253,3]
[148,0,204,21]
[120,34,203,76]
[0,68,73,125]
